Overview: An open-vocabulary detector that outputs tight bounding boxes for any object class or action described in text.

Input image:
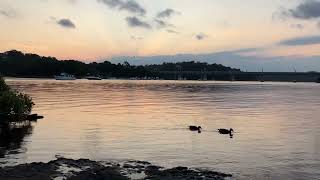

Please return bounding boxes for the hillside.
[0,50,240,78]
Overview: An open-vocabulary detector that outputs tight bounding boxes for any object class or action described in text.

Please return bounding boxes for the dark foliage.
[0,77,34,124]
[0,50,240,78]
[145,61,238,72]
[0,77,10,91]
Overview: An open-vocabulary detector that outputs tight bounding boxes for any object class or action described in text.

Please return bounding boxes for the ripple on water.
[2,79,320,179]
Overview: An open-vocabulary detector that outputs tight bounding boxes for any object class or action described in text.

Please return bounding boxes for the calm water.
[1,79,320,179]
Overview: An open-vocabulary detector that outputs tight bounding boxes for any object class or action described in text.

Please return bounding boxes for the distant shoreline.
[4,73,320,83]
[2,50,319,83]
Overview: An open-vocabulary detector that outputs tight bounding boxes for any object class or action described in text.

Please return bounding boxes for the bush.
[0,78,10,92]
[0,77,34,124]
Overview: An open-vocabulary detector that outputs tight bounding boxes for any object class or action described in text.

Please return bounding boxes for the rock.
[0,158,232,180]
[25,114,44,121]
[123,164,134,169]
[68,167,128,180]
[135,160,151,165]
[172,166,188,171]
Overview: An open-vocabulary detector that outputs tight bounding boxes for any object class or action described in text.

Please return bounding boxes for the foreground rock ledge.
[0,158,232,180]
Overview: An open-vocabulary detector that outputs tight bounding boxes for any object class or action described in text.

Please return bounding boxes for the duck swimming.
[189,126,202,133]
[218,128,234,134]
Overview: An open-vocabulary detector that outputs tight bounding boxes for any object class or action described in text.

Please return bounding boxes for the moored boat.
[85,76,102,80]
[54,73,76,80]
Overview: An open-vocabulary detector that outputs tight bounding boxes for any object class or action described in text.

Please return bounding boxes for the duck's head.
[197,126,202,133]
[230,128,234,133]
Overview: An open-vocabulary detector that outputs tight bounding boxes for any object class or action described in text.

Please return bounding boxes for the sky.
[1,0,320,71]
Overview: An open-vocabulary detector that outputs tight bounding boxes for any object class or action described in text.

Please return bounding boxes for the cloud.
[67,0,77,4]
[317,21,320,28]
[57,18,76,28]
[281,0,320,20]
[290,23,304,30]
[156,8,179,19]
[279,35,320,46]
[153,8,179,29]
[125,16,151,29]
[231,48,262,54]
[167,29,179,34]
[154,19,175,29]
[98,0,123,8]
[130,35,143,40]
[0,9,16,18]
[120,0,146,16]
[98,0,146,16]
[216,20,232,28]
[195,33,208,40]
[0,10,10,17]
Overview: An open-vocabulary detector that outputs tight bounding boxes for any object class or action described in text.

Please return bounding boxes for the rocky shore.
[0,158,232,180]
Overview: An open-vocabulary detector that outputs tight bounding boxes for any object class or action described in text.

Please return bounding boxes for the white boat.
[54,73,76,80]
[85,76,102,80]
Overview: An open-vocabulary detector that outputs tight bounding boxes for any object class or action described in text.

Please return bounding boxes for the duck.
[218,128,234,134]
[189,126,202,133]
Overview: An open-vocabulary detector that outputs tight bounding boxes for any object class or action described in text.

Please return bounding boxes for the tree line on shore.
[0,50,240,78]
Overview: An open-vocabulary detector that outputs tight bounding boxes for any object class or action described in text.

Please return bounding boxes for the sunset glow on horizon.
[1,0,320,71]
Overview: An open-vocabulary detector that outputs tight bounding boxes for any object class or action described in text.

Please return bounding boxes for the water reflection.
[3,79,320,179]
[0,122,33,158]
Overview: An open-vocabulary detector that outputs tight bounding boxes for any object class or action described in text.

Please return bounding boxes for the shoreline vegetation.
[0,157,232,180]
[0,50,239,80]
[1,50,319,82]
[0,77,37,158]
[0,77,34,125]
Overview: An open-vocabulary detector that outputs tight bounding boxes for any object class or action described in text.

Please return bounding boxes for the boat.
[54,73,76,80]
[85,76,102,80]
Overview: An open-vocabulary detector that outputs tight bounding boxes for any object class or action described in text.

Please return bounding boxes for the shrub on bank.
[0,78,9,92]
[0,77,34,124]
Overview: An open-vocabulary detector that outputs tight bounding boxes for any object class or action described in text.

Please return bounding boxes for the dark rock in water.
[26,114,44,121]
[0,158,232,180]
[146,165,162,171]
[123,163,135,169]
[172,166,188,171]
[145,165,232,180]
[128,160,151,165]
[0,162,53,180]
[68,167,128,180]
